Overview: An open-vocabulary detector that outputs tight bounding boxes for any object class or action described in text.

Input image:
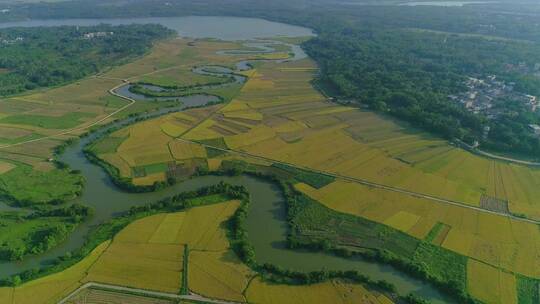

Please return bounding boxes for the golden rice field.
[0,200,242,303]
[86,38,540,301]
[245,278,393,304]
[177,57,540,222]
[84,241,184,293]
[83,201,240,294]
[105,39,249,80]
[151,53,539,300]
[0,76,125,183]
[189,250,254,302]
[467,260,518,304]
[295,181,536,303]
[0,37,259,201]
[3,199,392,304]
[63,287,176,304]
[88,201,392,303]
[95,106,218,185]
[0,241,110,304]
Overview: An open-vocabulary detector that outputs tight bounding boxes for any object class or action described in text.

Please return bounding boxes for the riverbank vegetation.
[0,161,83,206]
[212,160,472,303]
[0,204,91,261]
[128,75,236,98]
[0,181,400,304]
[0,38,250,212]
[284,181,470,302]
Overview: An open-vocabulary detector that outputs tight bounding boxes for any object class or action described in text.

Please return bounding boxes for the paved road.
[455,139,540,166]
[58,281,243,304]
[176,138,540,226]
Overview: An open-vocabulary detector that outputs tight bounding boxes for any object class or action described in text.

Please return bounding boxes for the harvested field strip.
[210,124,238,136]
[257,102,328,116]
[216,117,252,132]
[225,116,261,126]
[398,145,454,164]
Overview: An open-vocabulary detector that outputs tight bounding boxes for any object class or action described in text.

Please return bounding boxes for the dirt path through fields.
[175,137,540,226]
[58,281,243,304]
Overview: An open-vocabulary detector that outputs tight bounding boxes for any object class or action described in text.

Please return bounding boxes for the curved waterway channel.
[0,16,451,303]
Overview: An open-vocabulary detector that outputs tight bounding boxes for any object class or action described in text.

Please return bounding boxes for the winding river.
[0,16,451,303]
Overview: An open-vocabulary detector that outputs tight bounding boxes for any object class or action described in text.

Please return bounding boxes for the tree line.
[0,24,174,96]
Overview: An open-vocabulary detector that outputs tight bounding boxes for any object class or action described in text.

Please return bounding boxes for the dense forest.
[0,24,173,96]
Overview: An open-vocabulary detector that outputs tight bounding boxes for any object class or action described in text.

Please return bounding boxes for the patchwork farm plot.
[0,198,393,304]
[0,75,125,204]
[4,29,539,303]
[0,38,258,206]
[174,58,540,222]
[92,42,540,302]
